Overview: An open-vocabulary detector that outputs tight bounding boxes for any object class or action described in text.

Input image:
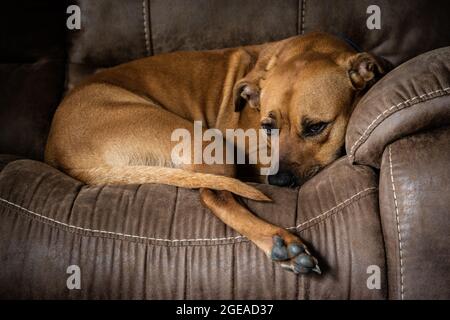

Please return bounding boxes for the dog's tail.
[67,166,271,202]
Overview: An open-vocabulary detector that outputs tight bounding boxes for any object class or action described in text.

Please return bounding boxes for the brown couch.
[0,0,449,299]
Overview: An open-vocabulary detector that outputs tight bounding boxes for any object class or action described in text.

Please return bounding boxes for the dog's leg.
[199,188,321,274]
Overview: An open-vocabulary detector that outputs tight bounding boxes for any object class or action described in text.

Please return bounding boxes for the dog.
[45,32,384,274]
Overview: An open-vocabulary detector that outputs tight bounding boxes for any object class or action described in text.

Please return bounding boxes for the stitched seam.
[349,87,450,159]
[288,187,377,230]
[142,0,151,56]
[147,0,154,54]
[0,188,376,246]
[301,0,306,34]
[0,197,245,244]
[389,146,405,300]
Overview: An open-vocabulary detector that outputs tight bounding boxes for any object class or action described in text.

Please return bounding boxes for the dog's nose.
[268,171,297,187]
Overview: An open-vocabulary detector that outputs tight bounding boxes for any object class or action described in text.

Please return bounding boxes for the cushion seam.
[142,0,151,56]
[388,145,405,300]
[301,0,307,34]
[0,187,377,247]
[288,187,377,231]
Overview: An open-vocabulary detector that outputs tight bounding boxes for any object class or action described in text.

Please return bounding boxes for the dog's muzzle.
[268,171,298,187]
[268,165,323,188]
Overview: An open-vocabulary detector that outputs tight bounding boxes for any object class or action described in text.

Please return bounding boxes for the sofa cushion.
[305,0,450,67]
[0,158,384,299]
[346,46,450,168]
[66,0,450,89]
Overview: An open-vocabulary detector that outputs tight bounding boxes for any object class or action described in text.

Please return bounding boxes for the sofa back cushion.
[67,0,450,88]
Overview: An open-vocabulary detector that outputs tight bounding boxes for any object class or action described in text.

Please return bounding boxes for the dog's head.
[234,32,386,187]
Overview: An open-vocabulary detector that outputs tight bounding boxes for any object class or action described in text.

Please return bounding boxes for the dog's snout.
[268,171,297,187]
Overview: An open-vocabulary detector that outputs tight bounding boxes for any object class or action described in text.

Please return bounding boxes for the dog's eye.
[261,119,275,135]
[261,123,274,135]
[303,122,328,137]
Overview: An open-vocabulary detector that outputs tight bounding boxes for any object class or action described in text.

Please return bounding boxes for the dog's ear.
[233,80,260,112]
[347,53,385,90]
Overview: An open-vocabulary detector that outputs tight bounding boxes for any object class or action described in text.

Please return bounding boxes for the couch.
[0,0,449,299]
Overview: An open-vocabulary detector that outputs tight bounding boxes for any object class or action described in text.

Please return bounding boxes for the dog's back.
[44,45,270,201]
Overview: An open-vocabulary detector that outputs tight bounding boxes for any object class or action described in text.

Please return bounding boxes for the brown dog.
[45,32,383,274]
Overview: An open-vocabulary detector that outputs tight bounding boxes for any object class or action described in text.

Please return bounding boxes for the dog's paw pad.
[290,253,321,275]
[270,236,289,261]
[269,234,321,275]
[296,253,316,268]
[288,243,305,256]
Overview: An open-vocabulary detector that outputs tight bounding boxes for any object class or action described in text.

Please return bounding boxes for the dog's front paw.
[270,235,321,275]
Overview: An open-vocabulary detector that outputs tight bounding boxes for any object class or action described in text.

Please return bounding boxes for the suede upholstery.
[0,158,383,299]
[379,127,450,299]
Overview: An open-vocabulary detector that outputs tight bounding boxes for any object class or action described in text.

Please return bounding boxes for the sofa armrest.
[346,47,450,299]
[346,47,450,168]
[379,127,450,300]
